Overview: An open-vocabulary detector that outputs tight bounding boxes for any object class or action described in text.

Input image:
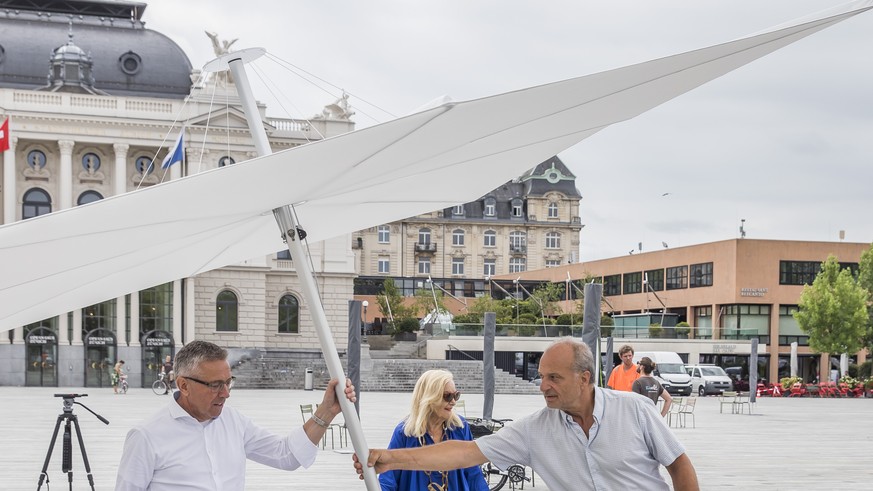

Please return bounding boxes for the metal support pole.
[211,51,378,490]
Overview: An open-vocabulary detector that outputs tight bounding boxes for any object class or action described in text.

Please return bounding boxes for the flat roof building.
[499,238,871,386]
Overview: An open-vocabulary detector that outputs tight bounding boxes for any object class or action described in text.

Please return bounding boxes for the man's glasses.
[442,391,461,402]
[184,376,236,393]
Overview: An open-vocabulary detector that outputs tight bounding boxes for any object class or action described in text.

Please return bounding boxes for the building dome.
[0,1,193,98]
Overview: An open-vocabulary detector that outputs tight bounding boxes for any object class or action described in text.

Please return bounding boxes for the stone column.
[185,277,196,343]
[172,279,183,346]
[12,327,24,345]
[113,143,129,196]
[116,295,127,346]
[3,136,17,224]
[71,310,83,345]
[130,292,141,347]
[58,140,75,210]
[58,314,69,345]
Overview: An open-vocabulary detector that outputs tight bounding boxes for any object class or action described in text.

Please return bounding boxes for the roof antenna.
[740,219,746,239]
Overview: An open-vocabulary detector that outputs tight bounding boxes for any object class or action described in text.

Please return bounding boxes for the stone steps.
[231,347,541,394]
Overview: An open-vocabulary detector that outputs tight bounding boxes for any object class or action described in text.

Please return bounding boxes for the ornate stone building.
[0,0,355,387]
[352,156,583,299]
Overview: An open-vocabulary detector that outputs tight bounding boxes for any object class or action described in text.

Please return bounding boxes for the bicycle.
[469,418,532,491]
[151,372,173,395]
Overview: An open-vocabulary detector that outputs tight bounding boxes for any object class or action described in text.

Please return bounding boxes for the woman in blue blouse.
[379,369,489,491]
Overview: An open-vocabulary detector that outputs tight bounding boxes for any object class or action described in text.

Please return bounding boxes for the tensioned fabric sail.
[0,1,871,332]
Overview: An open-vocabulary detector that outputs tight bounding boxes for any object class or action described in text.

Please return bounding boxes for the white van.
[633,351,693,396]
[685,365,734,396]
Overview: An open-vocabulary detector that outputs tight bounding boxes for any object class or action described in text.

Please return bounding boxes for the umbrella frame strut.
[204,48,379,490]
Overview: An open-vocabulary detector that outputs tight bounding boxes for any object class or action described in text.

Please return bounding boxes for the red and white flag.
[0,117,9,152]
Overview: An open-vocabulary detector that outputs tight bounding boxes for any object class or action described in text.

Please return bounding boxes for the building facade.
[0,0,356,388]
[353,156,583,300]
[505,238,871,386]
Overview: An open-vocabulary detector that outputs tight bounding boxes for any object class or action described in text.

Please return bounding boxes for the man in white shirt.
[354,337,699,491]
[117,340,355,491]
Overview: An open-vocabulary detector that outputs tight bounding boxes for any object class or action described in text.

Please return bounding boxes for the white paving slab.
[1,387,871,490]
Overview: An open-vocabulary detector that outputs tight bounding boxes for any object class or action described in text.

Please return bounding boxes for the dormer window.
[453,205,465,216]
[511,199,524,218]
[484,197,496,217]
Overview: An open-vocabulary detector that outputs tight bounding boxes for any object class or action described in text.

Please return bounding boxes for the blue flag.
[161,130,184,169]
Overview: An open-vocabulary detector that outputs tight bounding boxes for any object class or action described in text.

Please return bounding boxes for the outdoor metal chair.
[667,398,684,427]
[719,392,737,413]
[677,397,697,428]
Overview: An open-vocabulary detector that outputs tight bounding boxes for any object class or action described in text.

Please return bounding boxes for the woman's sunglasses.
[442,391,461,402]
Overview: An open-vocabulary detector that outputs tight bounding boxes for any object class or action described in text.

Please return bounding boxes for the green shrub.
[648,323,663,339]
[858,360,872,379]
[394,317,420,335]
[676,321,690,337]
[780,376,802,390]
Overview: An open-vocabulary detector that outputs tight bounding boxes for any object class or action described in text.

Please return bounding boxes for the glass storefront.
[141,330,174,389]
[25,327,58,387]
[84,329,117,388]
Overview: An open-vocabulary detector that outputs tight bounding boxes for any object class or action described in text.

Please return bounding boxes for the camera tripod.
[37,394,109,491]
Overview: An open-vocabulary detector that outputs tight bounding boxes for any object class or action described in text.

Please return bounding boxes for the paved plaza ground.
[1,386,871,490]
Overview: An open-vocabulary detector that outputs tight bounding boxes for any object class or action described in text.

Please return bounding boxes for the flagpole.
[205,48,379,490]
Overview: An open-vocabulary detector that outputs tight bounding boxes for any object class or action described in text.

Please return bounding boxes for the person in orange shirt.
[607,345,640,391]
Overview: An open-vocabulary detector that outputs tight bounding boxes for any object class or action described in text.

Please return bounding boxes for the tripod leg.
[37,414,65,490]
[71,415,97,491]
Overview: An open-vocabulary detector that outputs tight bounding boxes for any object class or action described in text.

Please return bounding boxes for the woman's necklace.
[419,423,449,491]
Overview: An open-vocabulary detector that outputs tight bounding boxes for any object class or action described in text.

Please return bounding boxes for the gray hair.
[549,337,595,376]
[174,341,228,377]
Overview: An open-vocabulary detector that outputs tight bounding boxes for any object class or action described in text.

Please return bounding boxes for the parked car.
[725,366,750,392]
[633,351,693,396]
[686,365,733,396]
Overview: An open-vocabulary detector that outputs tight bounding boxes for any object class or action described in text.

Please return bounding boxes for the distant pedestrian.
[112,360,125,395]
[607,344,639,391]
[632,357,672,417]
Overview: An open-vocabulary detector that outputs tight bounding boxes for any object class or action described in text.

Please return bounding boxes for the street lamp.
[361,300,369,335]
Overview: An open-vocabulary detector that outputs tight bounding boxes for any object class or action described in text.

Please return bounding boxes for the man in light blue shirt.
[355,337,699,490]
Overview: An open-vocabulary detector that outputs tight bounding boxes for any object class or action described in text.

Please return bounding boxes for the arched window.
[483,230,496,247]
[509,231,526,251]
[548,202,559,218]
[218,156,235,167]
[77,190,103,206]
[452,228,465,246]
[23,188,52,219]
[546,232,561,249]
[278,294,299,334]
[216,290,238,332]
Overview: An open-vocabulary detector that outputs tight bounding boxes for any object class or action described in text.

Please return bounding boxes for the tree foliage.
[375,279,416,334]
[794,255,868,355]
[858,244,873,349]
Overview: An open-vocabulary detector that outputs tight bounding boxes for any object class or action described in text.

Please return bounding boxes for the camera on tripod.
[54,393,87,412]
[38,393,108,491]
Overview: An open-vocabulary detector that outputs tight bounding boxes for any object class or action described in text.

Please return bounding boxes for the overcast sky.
[144,0,873,262]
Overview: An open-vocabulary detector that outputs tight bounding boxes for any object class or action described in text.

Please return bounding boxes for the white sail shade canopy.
[1,1,871,332]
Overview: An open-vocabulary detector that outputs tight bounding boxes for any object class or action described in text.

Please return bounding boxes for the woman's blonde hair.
[402,369,462,437]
